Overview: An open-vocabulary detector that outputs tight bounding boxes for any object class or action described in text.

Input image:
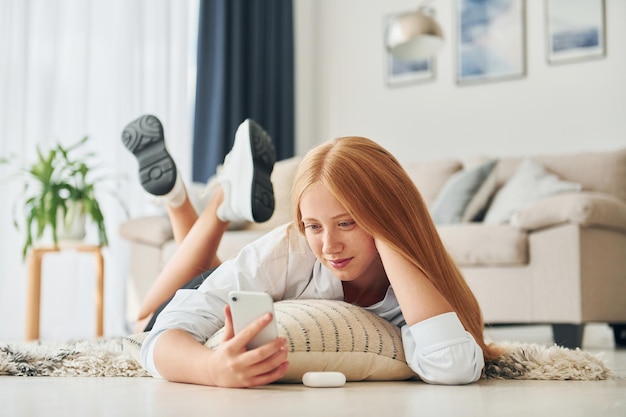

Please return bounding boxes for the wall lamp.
[386,5,444,60]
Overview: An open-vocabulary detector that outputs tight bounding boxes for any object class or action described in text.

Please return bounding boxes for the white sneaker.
[216,119,276,223]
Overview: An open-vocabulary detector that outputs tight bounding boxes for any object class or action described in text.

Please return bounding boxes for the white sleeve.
[401,312,484,385]
[139,288,230,378]
[142,331,164,378]
[139,223,315,377]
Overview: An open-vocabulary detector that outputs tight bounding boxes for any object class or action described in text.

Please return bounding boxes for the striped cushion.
[206,299,416,382]
[124,300,417,383]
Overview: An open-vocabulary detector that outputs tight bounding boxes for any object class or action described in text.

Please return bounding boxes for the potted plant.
[1,136,124,258]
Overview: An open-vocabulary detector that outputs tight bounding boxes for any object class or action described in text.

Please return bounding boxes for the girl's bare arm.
[375,239,452,326]
[152,306,289,387]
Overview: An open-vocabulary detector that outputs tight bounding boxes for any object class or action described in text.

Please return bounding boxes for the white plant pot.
[56,201,87,243]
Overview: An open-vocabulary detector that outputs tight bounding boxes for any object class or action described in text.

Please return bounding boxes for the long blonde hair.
[292,136,501,362]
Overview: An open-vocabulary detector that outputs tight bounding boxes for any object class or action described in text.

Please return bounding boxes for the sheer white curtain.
[0,0,198,341]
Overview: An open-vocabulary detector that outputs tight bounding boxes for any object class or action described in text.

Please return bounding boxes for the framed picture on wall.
[546,0,606,64]
[386,54,435,86]
[455,0,526,85]
[385,10,436,87]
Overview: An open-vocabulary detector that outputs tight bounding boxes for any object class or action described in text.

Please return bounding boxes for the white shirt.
[141,223,485,385]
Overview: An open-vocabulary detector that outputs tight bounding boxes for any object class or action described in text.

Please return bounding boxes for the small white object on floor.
[302,371,346,388]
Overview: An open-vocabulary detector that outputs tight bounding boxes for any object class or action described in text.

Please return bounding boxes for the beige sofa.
[119,148,626,349]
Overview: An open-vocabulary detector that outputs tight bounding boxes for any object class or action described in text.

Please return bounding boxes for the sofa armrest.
[511,191,626,233]
[119,215,174,247]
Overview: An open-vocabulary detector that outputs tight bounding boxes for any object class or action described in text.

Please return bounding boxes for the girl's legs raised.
[122,115,276,331]
[135,187,229,330]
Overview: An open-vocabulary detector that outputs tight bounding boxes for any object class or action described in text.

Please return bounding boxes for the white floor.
[1,324,625,417]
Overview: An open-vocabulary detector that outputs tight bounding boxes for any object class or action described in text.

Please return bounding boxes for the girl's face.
[299,182,384,285]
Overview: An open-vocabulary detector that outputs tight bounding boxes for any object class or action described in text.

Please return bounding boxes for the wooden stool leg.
[94,249,104,337]
[24,245,104,339]
[25,250,43,340]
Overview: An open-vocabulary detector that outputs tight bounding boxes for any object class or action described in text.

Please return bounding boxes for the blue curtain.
[192,0,295,183]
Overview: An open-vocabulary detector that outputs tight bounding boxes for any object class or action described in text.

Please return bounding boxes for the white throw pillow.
[484,158,582,224]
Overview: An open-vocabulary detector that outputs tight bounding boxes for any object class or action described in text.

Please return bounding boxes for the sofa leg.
[551,324,584,349]
[610,324,626,347]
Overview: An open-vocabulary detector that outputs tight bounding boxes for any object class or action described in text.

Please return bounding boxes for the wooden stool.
[25,244,104,340]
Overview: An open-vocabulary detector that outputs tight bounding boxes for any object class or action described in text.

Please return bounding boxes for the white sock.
[162,173,186,208]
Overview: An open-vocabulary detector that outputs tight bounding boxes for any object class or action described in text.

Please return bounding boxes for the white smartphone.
[227,290,279,350]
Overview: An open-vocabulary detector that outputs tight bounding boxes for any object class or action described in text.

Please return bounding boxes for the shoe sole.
[248,121,276,222]
[121,115,176,195]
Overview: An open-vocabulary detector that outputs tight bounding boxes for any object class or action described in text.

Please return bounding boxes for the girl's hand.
[207,305,289,387]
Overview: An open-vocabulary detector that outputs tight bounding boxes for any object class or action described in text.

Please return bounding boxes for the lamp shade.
[386,9,444,60]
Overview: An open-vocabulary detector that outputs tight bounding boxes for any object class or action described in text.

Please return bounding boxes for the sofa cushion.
[534,148,626,201]
[119,215,174,247]
[511,191,626,233]
[438,224,528,266]
[492,148,626,201]
[484,158,582,224]
[216,229,268,261]
[430,159,498,224]
[403,159,462,206]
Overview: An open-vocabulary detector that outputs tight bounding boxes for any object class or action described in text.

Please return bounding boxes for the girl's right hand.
[207,305,289,387]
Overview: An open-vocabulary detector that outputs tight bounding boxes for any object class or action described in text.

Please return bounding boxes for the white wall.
[295,0,625,164]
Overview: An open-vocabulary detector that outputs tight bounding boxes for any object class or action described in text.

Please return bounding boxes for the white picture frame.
[546,0,606,65]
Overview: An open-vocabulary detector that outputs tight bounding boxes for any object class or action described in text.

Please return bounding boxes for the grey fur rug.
[0,338,616,380]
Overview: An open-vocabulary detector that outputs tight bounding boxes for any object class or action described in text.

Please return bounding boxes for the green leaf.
[3,134,125,257]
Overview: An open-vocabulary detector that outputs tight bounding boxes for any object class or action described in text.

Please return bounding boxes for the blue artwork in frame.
[456,0,526,85]
[546,0,606,64]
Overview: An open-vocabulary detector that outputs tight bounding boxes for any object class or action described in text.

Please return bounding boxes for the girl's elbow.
[414,345,485,385]
[421,360,483,385]
[424,360,482,385]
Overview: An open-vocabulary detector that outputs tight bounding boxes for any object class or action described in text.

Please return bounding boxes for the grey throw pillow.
[430,159,498,224]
